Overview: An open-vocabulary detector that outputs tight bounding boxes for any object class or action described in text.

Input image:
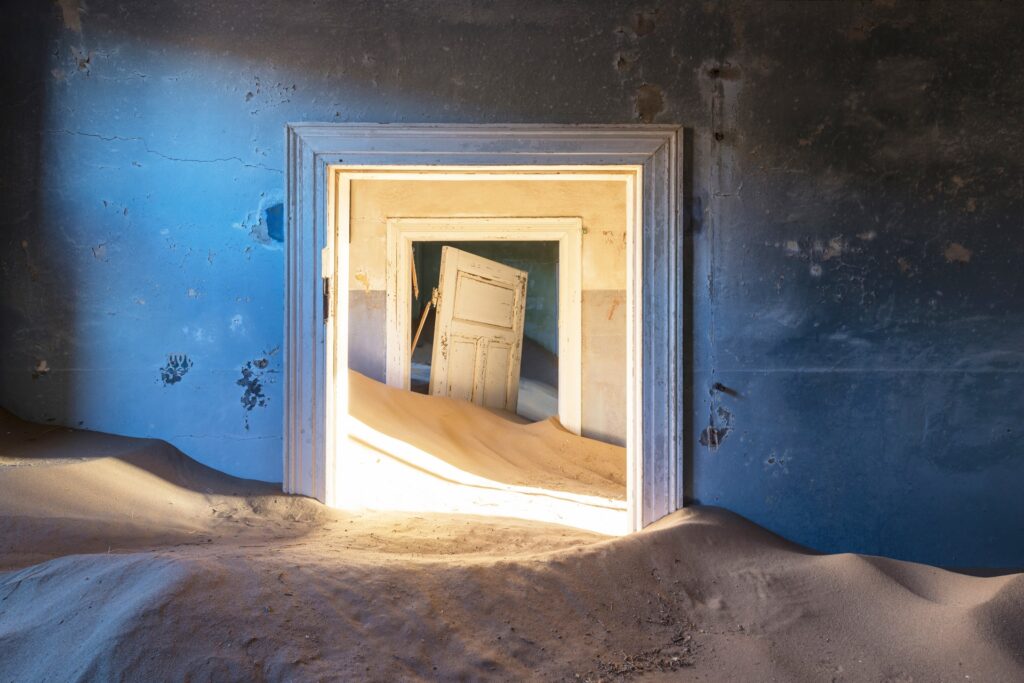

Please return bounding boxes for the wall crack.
[54,129,283,173]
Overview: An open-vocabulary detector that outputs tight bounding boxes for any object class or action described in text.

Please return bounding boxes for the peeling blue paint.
[265,203,284,243]
[700,405,733,450]
[237,356,273,430]
[237,194,286,247]
[160,354,193,386]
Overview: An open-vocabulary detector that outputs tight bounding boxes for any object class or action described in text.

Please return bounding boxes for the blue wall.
[2,1,1022,566]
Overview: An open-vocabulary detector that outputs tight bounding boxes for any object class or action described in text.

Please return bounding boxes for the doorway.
[283,124,684,534]
[385,217,583,434]
[344,172,629,533]
[409,241,558,423]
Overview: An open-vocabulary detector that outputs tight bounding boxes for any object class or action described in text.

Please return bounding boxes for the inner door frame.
[284,124,683,532]
[385,216,584,435]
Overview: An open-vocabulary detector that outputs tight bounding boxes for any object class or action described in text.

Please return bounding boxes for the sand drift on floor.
[1,409,1022,681]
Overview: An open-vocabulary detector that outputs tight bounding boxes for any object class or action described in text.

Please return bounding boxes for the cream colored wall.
[347,176,629,445]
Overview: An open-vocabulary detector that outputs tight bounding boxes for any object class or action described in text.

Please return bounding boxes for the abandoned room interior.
[1,1,1022,681]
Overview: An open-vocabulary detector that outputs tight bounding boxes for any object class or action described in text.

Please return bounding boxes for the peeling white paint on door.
[429,246,528,413]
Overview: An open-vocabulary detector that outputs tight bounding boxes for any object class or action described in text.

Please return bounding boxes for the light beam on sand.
[337,415,629,536]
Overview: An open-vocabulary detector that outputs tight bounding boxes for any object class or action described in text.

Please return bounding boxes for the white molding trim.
[384,216,583,435]
[284,124,684,531]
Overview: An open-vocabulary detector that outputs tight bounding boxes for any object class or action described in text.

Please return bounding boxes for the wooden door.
[429,246,528,412]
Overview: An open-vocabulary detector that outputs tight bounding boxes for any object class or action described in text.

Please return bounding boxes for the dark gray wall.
[2,1,1022,566]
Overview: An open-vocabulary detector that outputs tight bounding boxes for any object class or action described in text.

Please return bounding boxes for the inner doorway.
[410,241,558,423]
[385,217,583,435]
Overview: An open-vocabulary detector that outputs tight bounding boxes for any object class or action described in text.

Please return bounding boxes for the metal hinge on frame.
[321,245,333,322]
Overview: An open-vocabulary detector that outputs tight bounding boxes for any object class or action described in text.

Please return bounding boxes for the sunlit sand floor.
[1,408,1022,681]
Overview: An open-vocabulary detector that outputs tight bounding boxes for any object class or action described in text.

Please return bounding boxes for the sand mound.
[0,410,324,569]
[348,370,625,498]
[971,573,1024,666]
[343,371,627,533]
[2,411,1023,681]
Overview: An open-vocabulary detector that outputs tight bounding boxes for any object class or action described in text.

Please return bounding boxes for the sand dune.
[343,371,627,534]
[348,370,625,499]
[0,409,324,570]
[1,408,1023,681]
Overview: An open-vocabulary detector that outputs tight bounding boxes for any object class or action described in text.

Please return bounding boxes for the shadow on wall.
[0,6,73,424]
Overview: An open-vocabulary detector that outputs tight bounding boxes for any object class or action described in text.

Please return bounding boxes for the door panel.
[482,341,513,407]
[430,246,528,412]
[447,337,479,403]
[453,275,516,328]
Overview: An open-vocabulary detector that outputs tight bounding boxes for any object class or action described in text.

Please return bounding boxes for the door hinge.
[321,245,333,322]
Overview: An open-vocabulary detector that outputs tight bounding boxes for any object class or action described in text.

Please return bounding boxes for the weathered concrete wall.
[2,1,1022,565]
[347,177,629,445]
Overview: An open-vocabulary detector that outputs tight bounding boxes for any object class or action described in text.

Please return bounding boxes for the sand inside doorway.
[342,371,626,534]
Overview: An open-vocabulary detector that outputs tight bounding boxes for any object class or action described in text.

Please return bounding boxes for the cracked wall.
[1,0,1022,565]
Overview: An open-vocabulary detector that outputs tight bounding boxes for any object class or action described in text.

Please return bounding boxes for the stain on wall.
[160,354,193,386]
[633,83,665,123]
[1,0,1023,565]
[701,380,738,450]
[943,242,972,264]
[31,359,50,380]
[237,356,271,429]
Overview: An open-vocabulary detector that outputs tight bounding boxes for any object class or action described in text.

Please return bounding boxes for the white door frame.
[284,124,684,533]
[385,216,583,435]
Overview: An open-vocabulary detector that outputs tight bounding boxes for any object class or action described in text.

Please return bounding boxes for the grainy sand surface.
[1,401,1022,682]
